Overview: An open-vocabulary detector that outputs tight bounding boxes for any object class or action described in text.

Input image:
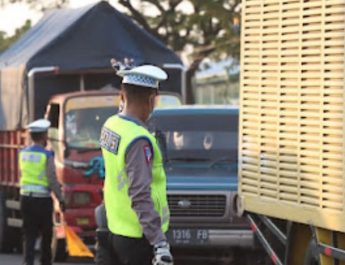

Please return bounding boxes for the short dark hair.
[122,83,157,102]
[30,132,46,142]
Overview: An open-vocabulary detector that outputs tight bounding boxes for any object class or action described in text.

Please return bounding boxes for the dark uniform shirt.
[47,155,64,202]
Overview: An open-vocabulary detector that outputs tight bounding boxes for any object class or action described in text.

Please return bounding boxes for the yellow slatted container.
[239,0,345,232]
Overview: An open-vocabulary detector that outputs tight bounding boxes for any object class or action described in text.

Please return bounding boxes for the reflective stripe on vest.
[101,115,170,238]
[20,184,50,194]
[19,150,50,194]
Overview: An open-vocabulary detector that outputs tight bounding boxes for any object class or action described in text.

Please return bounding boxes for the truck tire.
[0,192,5,252]
[0,192,13,253]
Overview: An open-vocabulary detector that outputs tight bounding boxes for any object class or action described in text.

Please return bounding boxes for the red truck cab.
[0,88,181,259]
[46,90,181,259]
[45,91,120,258]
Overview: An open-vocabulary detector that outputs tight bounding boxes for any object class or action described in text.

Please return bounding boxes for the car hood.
[165,163,238,191]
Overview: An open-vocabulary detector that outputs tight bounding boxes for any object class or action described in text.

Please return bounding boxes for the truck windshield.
[65,95,119,149]
[148,111,238,162]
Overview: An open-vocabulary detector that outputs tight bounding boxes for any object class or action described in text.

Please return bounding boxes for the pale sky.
[0,0,122,36]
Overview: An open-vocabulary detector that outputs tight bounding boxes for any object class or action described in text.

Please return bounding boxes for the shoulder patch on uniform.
[143,144,153,164]
[100,127,121,154]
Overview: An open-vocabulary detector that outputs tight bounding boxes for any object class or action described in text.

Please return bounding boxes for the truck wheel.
[51,230,68,262]
[0,192,13,253]
[0,192,6,252]
[303,240,320,265]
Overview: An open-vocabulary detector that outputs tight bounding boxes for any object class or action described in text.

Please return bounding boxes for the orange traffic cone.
[64,224,94,258]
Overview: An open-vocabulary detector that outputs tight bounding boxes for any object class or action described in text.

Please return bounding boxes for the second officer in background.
[19,119,65,265]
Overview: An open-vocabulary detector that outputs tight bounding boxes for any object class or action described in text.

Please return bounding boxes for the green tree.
[0,19,31,53]
[117,0,241,103]
[0,31,8,52]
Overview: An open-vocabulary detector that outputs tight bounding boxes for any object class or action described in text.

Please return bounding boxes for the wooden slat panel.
[239,0,345,232]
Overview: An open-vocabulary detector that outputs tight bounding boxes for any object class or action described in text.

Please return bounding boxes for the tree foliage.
[117,0,241,102]
[0,19,31,53]
[0,0,240,102]
[118,0,240,61]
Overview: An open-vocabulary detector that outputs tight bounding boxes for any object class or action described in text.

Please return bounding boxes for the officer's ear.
[120,89,125,102]
[149,91,157,110]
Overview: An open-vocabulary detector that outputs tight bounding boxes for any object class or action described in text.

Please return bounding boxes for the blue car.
[148,106,258,264]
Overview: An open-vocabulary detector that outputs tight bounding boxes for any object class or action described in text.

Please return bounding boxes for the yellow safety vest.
[101,115,169,238]
[19,150,50,195]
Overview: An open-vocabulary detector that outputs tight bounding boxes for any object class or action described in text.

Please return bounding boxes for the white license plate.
[168,229,209,245]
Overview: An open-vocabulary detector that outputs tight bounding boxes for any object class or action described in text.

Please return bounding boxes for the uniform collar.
[118,114,146,127]
[31,143,45,149]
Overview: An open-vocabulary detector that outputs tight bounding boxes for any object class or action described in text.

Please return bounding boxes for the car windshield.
[65,107,118,149]
[148,110,238,162]
[64,95,119,150]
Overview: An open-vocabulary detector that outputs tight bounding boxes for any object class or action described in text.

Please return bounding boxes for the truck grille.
[168,194,226,217]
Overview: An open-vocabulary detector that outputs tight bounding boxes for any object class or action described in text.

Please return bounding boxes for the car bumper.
[167,228,254,248]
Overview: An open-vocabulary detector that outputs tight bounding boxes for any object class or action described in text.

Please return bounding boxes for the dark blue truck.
[95,105,264,265]
[148,106,258,264]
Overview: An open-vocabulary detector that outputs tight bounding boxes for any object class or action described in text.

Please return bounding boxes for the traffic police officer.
[19,119,65,265]
[100,65,173,265]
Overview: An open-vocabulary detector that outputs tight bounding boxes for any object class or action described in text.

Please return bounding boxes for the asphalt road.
[0,253,93,264]
[0,254,214,265]
[0,247,270,265]
[0,253,207,265]
[0,253,270,265]
[0,254,208,265]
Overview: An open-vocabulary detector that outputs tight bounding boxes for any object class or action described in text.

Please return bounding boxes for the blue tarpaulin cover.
[0,1,182,130]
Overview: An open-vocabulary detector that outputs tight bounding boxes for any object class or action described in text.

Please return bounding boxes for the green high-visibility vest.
[19,150,50,194]
[101,115,169,238]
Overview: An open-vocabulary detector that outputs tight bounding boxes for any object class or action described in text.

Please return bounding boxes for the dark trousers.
[95,229,114,265]
[109,233,153,265]
[20,196,53,265]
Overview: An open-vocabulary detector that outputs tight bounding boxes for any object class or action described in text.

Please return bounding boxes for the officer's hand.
[59,200,66,212]
[153,241,173,265]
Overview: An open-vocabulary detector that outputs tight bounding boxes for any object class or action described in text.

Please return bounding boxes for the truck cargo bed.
[0,131,25,187]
